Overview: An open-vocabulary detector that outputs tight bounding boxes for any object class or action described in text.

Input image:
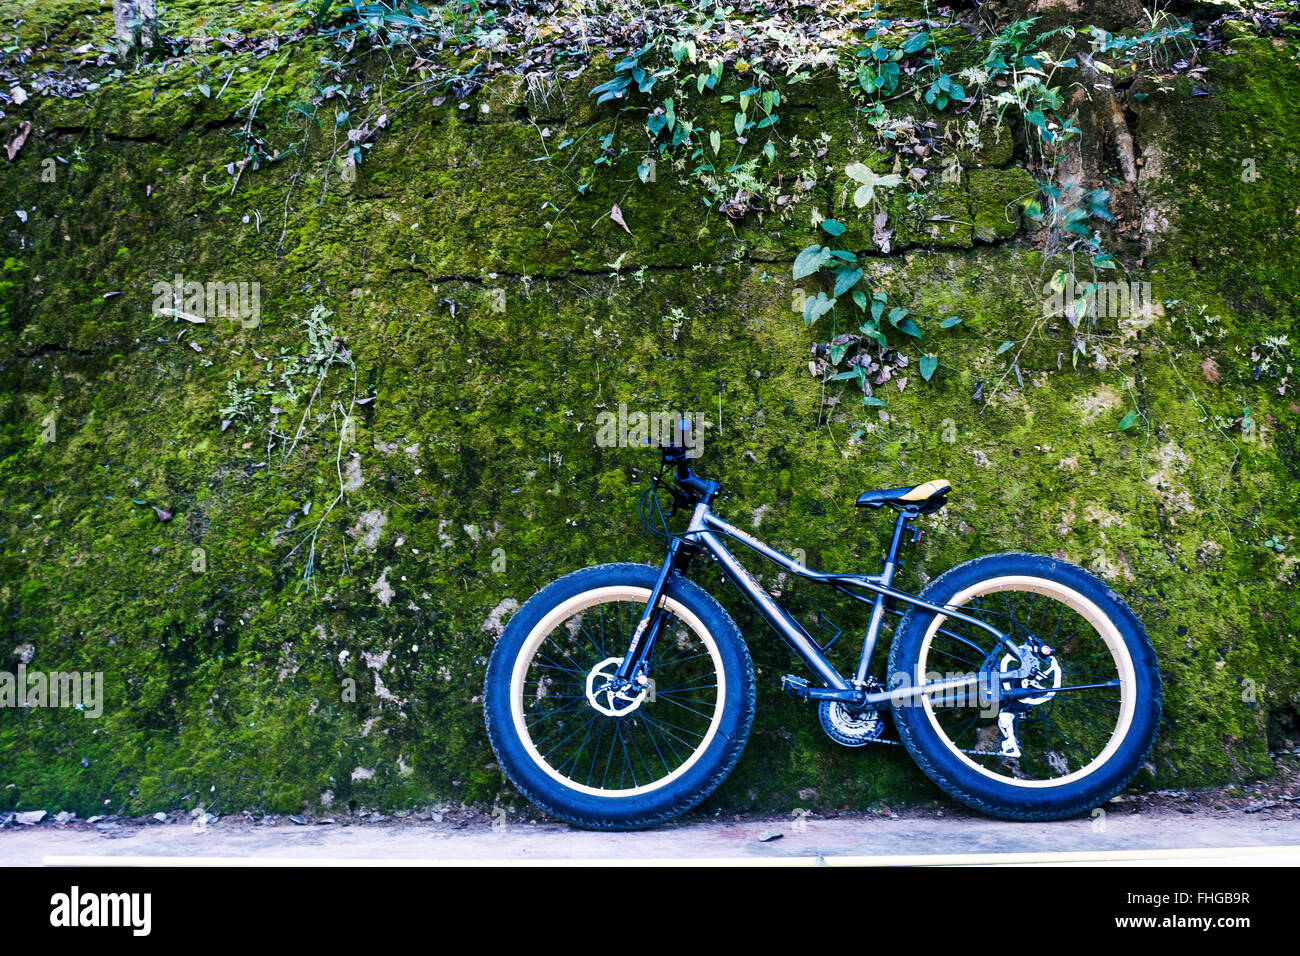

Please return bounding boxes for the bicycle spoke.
[519,595,722,794]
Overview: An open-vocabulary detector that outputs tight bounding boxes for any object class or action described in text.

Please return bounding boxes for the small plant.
[220,372,257,432]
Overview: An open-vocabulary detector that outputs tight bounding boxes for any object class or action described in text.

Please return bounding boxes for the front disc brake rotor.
[585,656,649,717]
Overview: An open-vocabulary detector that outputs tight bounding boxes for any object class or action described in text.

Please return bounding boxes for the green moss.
[0,8,1297,818]
[966,166,1036,242]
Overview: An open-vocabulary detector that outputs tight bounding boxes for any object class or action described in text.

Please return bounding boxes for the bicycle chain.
[868,735,1004,758]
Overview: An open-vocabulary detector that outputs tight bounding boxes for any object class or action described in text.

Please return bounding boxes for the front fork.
[613,536,692,685]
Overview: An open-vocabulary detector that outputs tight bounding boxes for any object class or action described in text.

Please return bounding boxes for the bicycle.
[483,439,1163,830]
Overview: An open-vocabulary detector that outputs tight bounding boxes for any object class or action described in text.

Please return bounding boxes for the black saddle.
[856,479,951,514]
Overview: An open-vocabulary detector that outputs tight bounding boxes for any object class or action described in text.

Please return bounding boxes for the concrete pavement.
[4,812,1300,866]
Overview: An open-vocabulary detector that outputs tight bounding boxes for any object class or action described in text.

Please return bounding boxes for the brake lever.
[651,474,691,517]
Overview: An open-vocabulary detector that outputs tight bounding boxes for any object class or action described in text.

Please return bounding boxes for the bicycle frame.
[616,499,1037,709]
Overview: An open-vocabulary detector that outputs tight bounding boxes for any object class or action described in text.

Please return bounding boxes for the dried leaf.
[6,120,31,161]
[609,203,632,235]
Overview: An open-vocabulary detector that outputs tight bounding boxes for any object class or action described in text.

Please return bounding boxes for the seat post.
[853,507,919,687]
[882,507,917,576]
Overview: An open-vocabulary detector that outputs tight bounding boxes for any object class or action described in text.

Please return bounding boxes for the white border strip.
[41,845,1300,867]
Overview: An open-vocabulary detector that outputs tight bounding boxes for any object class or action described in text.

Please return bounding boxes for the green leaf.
[793,245,832,280]
[940,315,962,328]
[833,267,863,298]
[803,292,836,325]
[734,111,746,137]
[1118,410,1139,431]
[709,130,721,154]
[848,164,902,207]
[664,97,676,131]
[996,340,1014,354]
[821,219,847,237]
[845,161,873,184]
[859,321,886,346]
[852,290,868,312]
[896,318,922,338]
[919,354,938,381]
[901,32,930,54]
[862,396,889,408]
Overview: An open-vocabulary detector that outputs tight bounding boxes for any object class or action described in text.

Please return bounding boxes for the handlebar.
[661,442,719,506]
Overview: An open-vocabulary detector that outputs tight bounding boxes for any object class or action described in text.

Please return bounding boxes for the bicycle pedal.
[781,675,811,701]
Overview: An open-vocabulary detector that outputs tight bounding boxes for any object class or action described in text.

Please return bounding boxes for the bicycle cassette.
[818,700,884,747]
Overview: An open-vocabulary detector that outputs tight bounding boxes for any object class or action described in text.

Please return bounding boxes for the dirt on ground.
[5,751,1297,837]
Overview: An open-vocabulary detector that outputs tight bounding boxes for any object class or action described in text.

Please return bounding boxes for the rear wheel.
[888,552,1162,820]
[484,563,754,830]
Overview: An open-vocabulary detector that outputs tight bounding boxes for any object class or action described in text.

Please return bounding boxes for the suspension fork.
[614,537,693,683]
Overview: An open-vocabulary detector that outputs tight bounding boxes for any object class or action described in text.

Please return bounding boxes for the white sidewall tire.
[889,552,1163,821]
[484,563,755,830]
[508,584,726,798]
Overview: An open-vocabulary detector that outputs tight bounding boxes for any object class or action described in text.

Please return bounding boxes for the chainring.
[818,700,885,747]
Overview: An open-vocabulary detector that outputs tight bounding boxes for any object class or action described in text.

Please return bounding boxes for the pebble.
[15,810,46,825]
[151,812,168,822]
[288,814,308,825]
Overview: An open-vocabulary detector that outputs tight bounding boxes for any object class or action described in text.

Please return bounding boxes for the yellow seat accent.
[899,479,951,501]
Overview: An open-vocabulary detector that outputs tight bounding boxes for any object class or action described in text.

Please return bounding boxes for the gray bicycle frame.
[617,499,1038,709]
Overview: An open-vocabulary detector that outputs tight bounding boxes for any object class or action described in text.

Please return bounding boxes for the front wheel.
[888,552,1162,820]
[484,563,755,830]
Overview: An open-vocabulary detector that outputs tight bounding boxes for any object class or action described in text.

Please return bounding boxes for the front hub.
[585,656,650,717]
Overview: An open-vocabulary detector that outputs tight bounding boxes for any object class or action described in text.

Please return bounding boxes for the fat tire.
[484,563,755,830]
[888,552,1162,821]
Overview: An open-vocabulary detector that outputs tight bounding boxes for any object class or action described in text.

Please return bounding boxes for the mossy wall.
[0,4,1297,818]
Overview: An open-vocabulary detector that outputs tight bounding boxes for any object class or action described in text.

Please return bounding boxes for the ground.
[2,747,1297,865]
